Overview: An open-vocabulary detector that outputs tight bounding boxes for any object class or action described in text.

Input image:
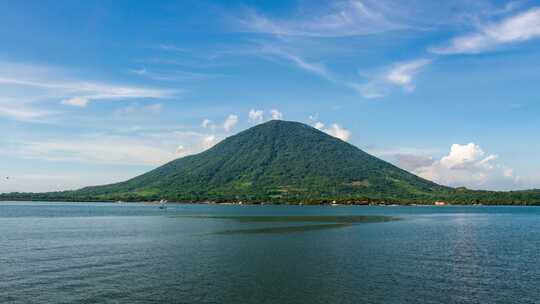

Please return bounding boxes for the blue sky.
[2,0,540,192]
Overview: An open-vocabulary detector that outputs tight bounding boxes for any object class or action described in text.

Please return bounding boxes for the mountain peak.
[63,120,447,203]
[242,120,315,133]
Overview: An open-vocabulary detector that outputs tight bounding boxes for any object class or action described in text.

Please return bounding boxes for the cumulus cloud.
[248,109,264,124]
[397,143,518,190]
[324,124,351,141]
[223,114,238,132]
[175,145,187,157]
[352,58,431,99]
[270,109,283,120]
[313,121,351,141]
[202,135,218,150]
[431,7,540,54]
[314,121,325,130]
[201,119,212,128]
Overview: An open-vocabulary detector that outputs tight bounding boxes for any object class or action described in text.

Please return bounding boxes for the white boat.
[159,199,167,209]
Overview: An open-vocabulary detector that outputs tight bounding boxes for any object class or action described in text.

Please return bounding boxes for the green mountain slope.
[78,120,451,202]
[3,120,540,204]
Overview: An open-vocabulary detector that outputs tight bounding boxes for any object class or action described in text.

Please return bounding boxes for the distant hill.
[3,120,540,204]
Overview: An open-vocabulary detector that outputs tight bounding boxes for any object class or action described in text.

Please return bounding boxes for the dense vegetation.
[3,120,540,205]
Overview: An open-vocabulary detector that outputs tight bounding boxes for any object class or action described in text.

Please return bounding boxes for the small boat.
[159,199,167,209]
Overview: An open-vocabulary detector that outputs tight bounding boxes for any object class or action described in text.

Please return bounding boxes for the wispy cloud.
[386,59,431,90]
[352,58,431,99]
[0,61,176,111]
[0,104,56,122]
[257,44,334,81]
[431,7,540,54]
[21,140,176,166]
[129,67,223,82]
[13,126,227,166]
[238,0,405,37]
[114,103,163,116]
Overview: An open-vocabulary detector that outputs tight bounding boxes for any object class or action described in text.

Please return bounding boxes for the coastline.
[0,198,538,206]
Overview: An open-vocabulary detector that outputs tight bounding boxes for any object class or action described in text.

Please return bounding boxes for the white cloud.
[59,82,173,106]
[270,109,283,120]
[13,126,225,167]
[431,7,540,54]
[21,140,176,166]
[313,121,351,141]
[239,1,404,37]
[313,121,325,130]
[398,143,519,190]
[353,58,431,98]
[200,118,219,131]
[349,83,386,99]
[258,45,333,80]
[279,51,332,80]
[130,67,221,82]
[324,123,351,141]
[175,145,185,155]
[248,109,264,123]
[0,61,175,111]
[61,96,89,107]
[115,103,163,116]
[202,135,218,149]
[386,59,431,91]
[202,119,212,128]
[0,104,55,122]
[223,114,238,132]
[439,143,488,169]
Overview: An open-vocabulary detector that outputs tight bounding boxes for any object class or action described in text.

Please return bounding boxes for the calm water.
[1,202,539,304]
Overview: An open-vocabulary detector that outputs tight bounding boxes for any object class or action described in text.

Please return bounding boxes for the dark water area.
[1,202,539,304]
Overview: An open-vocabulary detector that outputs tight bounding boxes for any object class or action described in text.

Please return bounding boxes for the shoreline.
[0,199,538,207]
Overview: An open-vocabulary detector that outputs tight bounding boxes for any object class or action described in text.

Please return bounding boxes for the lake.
[1,202,539,304]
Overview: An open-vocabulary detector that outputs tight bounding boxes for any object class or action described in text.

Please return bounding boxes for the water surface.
[1,202,539,303]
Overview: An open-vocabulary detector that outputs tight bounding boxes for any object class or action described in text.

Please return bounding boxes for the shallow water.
[1,202,539,303]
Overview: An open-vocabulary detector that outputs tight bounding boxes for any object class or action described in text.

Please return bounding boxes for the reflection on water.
[176,215,397,223]
[178,215,397,234]
[216,223,351,234]
[1,202,540,304]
